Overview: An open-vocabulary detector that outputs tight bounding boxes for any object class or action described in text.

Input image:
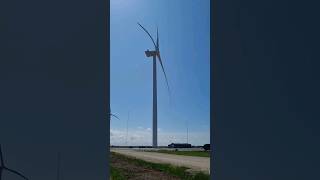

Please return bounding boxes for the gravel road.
[111,148,210,174]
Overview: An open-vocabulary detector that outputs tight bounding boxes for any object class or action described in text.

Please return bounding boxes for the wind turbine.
[109,108,120,120]
[110,113,120,120]
[0,144,29,180]
[138,23,170,147]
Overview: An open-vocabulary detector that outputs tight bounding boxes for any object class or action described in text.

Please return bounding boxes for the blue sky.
[110,0,210,146]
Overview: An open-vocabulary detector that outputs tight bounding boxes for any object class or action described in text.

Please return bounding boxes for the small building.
[168,143,191,148]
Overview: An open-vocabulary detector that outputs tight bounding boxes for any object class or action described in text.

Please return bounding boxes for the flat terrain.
[111,148,210,174]
[148,150,210,157]
[111,152,180,180]
[111,152,209,180]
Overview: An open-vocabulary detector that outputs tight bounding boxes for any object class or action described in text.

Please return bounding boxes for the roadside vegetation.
[110,166,126,180]
[149,150,210,157]
[110,152,210,180]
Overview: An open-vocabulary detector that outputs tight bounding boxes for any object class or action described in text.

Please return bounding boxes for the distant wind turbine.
[0,144,29,180]
[138,23,171,147]
[109,108,120,120]
[110,113,120,120]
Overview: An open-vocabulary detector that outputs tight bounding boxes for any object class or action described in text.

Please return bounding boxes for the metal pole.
[126,111,129,145]
[187,120,189,144]
[153,55,158,147]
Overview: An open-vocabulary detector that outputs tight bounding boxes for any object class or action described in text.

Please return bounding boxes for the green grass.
[149,150,210,157]
[111,152,210,180]
[110,166,126,180]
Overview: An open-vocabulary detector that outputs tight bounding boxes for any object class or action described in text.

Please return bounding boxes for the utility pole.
[187,120,189,144]
[126,111,129,146]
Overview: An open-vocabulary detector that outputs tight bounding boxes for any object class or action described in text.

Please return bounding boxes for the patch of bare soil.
[111,153,181,180]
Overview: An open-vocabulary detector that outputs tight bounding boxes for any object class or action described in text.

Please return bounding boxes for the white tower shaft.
[152,54,158,147]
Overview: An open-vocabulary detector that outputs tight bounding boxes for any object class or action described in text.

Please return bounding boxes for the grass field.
[110,166,126,180]
[110,152,209,180]
[148,150,210,157]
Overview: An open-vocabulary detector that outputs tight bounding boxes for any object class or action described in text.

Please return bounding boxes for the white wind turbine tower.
[138,23,171,147]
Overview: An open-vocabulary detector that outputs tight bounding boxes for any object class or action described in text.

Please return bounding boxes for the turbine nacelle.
[145,50,159,57]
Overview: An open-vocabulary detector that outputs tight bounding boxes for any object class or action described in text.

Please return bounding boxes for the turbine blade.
[110,114,120,120]
[156,27,159,50]
[4,167,28,180]
[0,144,4,166]
[137,22,157,49]
[156,53,171,96]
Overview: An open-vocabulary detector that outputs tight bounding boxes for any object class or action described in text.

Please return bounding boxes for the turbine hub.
[145,50,158,57]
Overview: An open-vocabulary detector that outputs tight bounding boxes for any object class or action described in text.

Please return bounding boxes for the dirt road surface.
[111,148,210,174]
